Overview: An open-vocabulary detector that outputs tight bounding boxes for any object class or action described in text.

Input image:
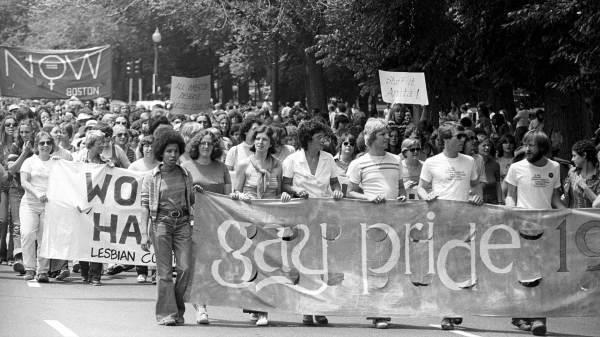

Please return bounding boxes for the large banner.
[40,161,155,265]
[190,192,600,317]
[170,75,211,114]
[379,70,429,105]
[0,45,112,99]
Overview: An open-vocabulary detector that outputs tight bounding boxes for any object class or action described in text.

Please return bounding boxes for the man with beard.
[504,130,565,336]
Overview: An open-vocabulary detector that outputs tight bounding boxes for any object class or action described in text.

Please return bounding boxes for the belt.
[158,209,189,218]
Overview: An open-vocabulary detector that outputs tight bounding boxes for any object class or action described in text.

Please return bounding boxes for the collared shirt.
[282,149,338,198]
[141,163,195,222]
[563,165,600,208]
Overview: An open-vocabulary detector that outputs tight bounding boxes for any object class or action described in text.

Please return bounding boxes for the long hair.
[187,129,224,161]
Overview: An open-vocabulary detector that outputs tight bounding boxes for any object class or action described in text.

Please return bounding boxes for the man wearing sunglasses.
[417,121,483,331]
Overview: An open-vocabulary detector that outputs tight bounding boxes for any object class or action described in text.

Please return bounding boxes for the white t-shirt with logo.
[420,153,478,201]
[504,158,560,209]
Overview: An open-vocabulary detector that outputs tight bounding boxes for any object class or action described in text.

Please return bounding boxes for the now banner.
[40,160,155,265]
[0,45,112,99]
[189,192,600,317]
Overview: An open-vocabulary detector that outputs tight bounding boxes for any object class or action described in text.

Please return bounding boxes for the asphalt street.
[1,264,598,337]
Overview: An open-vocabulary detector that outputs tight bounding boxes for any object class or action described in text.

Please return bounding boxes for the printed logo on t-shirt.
[532,173,551,188]
[549,172,554,178]
[446,167,466,181]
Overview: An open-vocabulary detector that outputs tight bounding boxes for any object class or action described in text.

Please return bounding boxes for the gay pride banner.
[189,192,600,317]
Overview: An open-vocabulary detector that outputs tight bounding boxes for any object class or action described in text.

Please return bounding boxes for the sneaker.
[196,312,209,325]
[302,315,314,325]
[36,273,49,283]
[531,319,547,336]
[158,317,177,326]
[106,264,124,275]
[452,317,463,325]
[24,270,36,281]
[13,261,25,275]
[249,312,258,321]
[315,315,328,324]
[72,263,80,273]
[512,318,531,331]
[56,269,70,281]
[7,259,14,266]
[91,279,102,286]
[256,313,269,326]
[137,274,147,283]
[441,318,454,330]
[374,319,388,329]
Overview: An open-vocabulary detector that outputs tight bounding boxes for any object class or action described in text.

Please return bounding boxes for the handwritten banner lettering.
[40,161,155,265]
[189,192,600,317]
[170,75,211,114]
[0,45,112,99]
[379,70,429,105]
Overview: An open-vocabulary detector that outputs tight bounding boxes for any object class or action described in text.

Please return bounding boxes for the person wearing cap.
[346,117,407,329]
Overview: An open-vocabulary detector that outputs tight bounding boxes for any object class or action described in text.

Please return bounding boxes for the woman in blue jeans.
[140,129,195,326]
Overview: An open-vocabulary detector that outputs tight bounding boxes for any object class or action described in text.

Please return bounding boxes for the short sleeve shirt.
[347,152,402,200]
[504,158,560,209]
[282,150,338,198]
[420,153,478,201]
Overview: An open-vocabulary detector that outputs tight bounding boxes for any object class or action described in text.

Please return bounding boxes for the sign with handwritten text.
[379,70,428,105]
[170,75,211,114]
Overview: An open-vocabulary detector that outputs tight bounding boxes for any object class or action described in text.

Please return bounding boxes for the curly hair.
[152,129,185,161]
[250,125,276,154]
[137,135,153,155]
[297,119,329,150]
[572,139,598,166]
[187,129,223,161]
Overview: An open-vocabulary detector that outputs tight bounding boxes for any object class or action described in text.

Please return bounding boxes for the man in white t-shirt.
[416,121,482,331]
[504,130,564,336]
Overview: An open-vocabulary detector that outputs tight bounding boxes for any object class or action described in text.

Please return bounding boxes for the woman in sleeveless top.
[230,125,291,326]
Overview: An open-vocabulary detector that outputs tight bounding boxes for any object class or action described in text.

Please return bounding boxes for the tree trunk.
[544,89,586,159]
[238,81,249,104]
[304,50,327,115]
[271,47,280,114]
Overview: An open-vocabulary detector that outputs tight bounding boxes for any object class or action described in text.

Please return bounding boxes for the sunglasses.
[38,141,52,146]
[406,147,421,153]
[342,141,355,146]
[4,123,16,127]
[115,121,127,125]
[454,133,467,140]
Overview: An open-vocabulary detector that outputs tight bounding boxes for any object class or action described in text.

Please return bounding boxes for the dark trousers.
[80,261,102,281]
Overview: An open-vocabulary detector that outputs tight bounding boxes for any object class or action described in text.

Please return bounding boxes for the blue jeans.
[152,216,193,323]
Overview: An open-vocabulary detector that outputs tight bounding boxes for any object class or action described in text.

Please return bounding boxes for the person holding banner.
[563,140,600,208]
[346,118,407,329]
[0,115,17,268]
[281,118,343,325]
[140,129,194,326]
[128,135,159,284]
[182,129,231,325]
[230,125,290,326]
[417,121,483,330]
[505,130,565,336]
[19,131,57,283]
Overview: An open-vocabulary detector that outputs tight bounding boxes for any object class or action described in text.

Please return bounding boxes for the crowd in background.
[0,95,597,335]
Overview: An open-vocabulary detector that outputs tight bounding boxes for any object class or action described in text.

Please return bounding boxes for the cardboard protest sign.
[41,160,155,265]
[0,45,112,99]
[379,70,429,105]
[189,192,600,317]
[170,75,211,114]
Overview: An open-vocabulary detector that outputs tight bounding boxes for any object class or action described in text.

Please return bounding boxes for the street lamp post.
[152,27,162,96]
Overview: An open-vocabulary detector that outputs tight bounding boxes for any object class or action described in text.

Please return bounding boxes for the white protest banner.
[40,160,156,266]
[378,70,429,105]
[170,75,211,114]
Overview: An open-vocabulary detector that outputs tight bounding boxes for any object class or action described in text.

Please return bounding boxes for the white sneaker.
[196,312,209,325]
[137,274,147,283]
[256,313,269,326]
[249,312,258,321]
